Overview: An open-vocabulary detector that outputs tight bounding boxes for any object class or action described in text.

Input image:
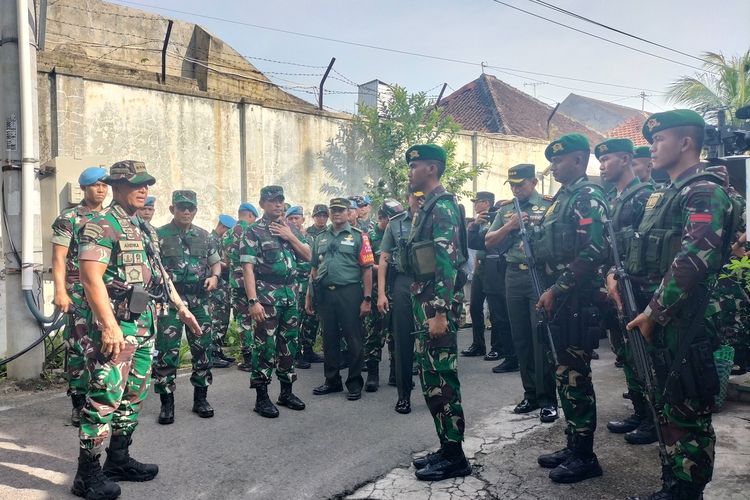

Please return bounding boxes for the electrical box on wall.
[65,182,84,205]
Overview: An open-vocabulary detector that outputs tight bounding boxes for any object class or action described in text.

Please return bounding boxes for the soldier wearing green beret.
[632,145,654,185]
[624,110,737,500]
[153,190,222,424]
[241,186,310,418]
[403,144,472,481]
[595,139,657,445]
[485,163,558,422]
[534,133,608,483]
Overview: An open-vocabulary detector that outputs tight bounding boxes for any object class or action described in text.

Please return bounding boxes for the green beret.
[544,134,590,161]
[405,144,447,164]
[172,190,197,206]
[505,164,535,184]
[594,138,634,159]
[642,109,705,144]
[260,185,284,201]
[633,146,651,159]
[329,197,350,210]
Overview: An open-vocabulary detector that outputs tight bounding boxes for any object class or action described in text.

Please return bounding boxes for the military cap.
[642,109,705,144]
[505,164,536,184]
[633,146,651,159]
[78,166,108,187]
[405,144,447,164]
[544,134,590,161]
[470,191,495,205]
[260,185,284,202]
[144,196,156,207]
[104,160,156,186]
[594,138,634,159]
[218,214,237,229]
[285,205,303,217]
[238,202,258,217]
[329,197,350,210]
[379,199,405,219]
[312,204,329,216]
[172,190,197,206]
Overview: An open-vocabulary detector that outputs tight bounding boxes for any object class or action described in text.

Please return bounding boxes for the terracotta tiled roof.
[607,115,650,146]
[439,74,604,145]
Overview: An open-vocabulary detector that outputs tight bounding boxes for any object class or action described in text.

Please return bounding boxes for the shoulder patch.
[82,223,105,241]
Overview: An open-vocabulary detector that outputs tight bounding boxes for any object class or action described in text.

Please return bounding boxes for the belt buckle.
[519,263,528,270]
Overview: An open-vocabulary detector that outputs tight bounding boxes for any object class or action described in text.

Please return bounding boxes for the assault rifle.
[512,198,559,366]
[604,217,669,469]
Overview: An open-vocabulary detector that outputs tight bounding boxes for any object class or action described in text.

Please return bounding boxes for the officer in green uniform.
[306,197,375,400]
[595,138,656,445]
[208,214,237,368]
[378,197,415,413]
[241,187,310,418]
[137,195,155,222]
[533,134,608,484]
[363,204,389,392]
[74,160,200,500]
[485,164,558,423]
[52,167,108,426]
[405,144,472,482]
[632,146,654,184]
[625,110,735,500]
[300,204,327,363]
[224,202,259,371]
[153,190,221,424]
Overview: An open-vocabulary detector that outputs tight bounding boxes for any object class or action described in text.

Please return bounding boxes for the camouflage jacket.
[358,218,374,233]
[306,224,328,239]
[409,185,462,311]
[239,216,301,306]
[209,229,229,280]
[296,230,312,294]
[157,221,220,287]
[51,202,99,297]
[639,165,733,326]
[223,220,250,289]
[78,203,163,336]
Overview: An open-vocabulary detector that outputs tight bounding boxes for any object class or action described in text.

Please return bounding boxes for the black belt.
[322,283,357,291]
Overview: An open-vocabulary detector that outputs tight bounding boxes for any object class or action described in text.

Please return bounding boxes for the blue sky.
[111,0,750,115]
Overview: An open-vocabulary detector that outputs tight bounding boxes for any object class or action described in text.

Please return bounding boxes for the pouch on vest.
[186,234,208,256]
[409,240,437,282]
[581,305,602,351]
[261,240,284,263]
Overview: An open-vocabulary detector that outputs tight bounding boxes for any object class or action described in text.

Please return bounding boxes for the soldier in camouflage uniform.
[625,110,735,500]
[74,160,200,500]
[137,196,156,222]
[52,167,108,427]
[298,204,329,363]
[595,138,657,446]
[208,214,237,368]
[152,190,222,424]
[241,187,310,418]
[351,195,375,233]
[284,205,314,370]
[632,146,655,185]
[404,144,471,482]
[224,202,259,371]
[533,134,608,484]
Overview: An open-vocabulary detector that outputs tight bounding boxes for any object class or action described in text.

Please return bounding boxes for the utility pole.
[639,91,648,111]
[1,0,44,379]
[523,81,547,98]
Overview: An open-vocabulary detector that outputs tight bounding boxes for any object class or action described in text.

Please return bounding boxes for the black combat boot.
[414,442,472,481]
[237,351,253,372]
[102,435,159,482]
[388,356,397,386]
[627,476,704,500]
[157,393,174,425]
[538,430,574,468]
[71,393,86,428]
[277,382,306,410]
[72,448,121,500]
[304,347,324,363]
[606,413,642,433]
[192,386,214,418]
[625,419,658,445]
[549,434,602,484]
[413,445,443,469]
[295,353,311,370]
[365,361,380,392]
[211,350,231,368]
[253,385,279,418]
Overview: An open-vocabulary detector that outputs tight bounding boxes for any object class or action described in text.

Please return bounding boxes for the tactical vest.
[533,180,605,264]
[389,212,411,274]
[611,182,653,265]
[160,225,209,283]
[625,171,731,277]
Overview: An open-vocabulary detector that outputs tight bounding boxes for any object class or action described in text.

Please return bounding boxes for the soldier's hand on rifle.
[204,275,218,292]
[178,305,202,336]
[505,212,529,231]
[53,290,73,313]
[605,272,623,311]
[627,313,655,344]
[427,312,449,338]
[101,322,126,360]
[536,289,555,317]
[377,292,389,314]
[250,302,267,322]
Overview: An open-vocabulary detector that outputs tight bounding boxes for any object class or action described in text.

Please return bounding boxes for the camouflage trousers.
[64,302,91,396]
[153,297,213,393]
[232,287,254,356]
[298,289,319,352]
[250,302,299,387]
[209,281,231,346]
[364,307,386,363]
[556,347,597,442]
[412,293,465,444]
[80,330,154,452]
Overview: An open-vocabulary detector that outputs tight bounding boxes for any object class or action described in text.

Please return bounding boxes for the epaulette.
[351,226,362,233]
[543,195,554,201]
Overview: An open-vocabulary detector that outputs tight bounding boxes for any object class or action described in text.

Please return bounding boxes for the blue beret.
[78,167,108,187]
[218,214,236,228]
[238,202,258,217]
[144,196,156,207]
[285,205,303,217]
[350,200,358,209]
[362,195,372,205]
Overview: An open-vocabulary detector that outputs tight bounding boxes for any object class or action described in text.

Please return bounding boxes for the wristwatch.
[249,298,259,306]
[363,295,372,302]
